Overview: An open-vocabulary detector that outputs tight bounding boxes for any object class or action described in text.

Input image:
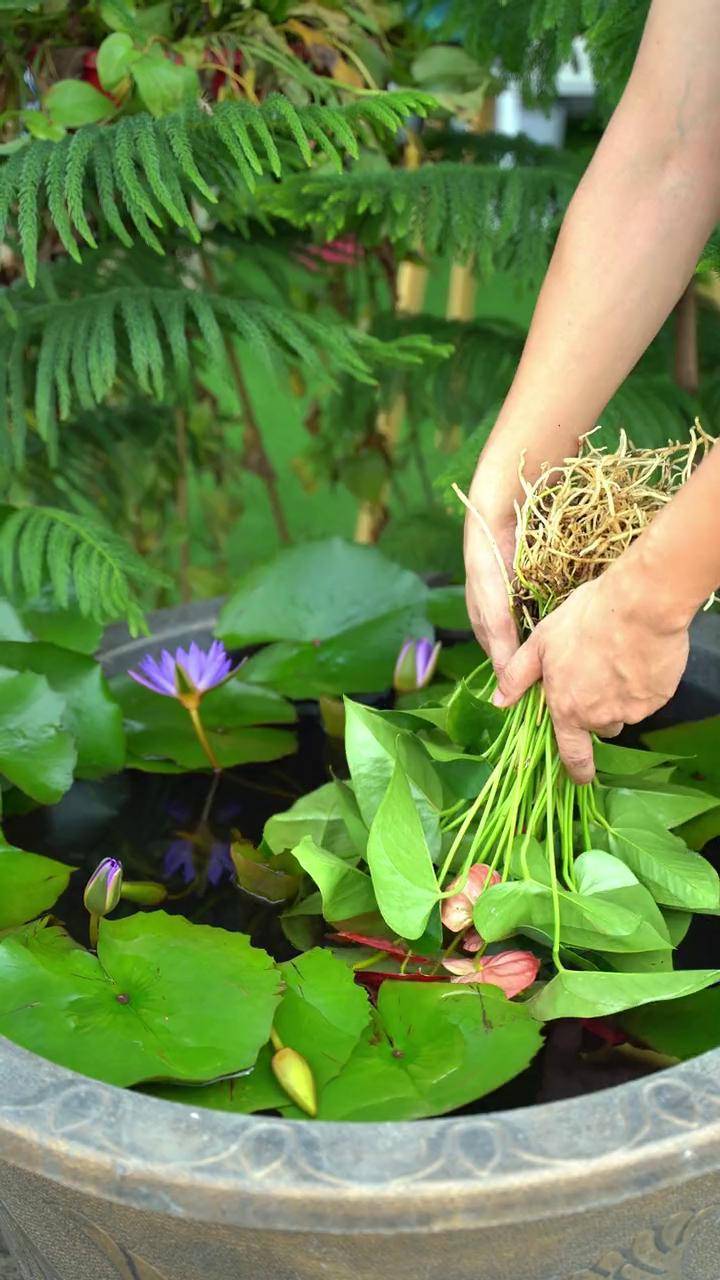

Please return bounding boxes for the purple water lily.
[129,641,241,701]
[393,636,441,694]
[163,837,234,887]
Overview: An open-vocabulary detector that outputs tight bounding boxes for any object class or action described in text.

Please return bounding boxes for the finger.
[465,584,519,672]
[595,721,624,739]
[553,722,595,784]
[492,632,542,708]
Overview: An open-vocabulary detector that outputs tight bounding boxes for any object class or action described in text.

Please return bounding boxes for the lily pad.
[0,666,76,803]
[318,982,543,1121]
[275,948,371,1090]
[218,539,431,697]
[111,674,296,770]
[0,913,282,1086]
[0,841,74,929]
[0,641,124,778]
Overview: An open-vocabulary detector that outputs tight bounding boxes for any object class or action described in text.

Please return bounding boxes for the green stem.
[545,726,565,973]
[188,704,221,772]
[89,912,100,949]
[578,785,592,850]
[270,1027,283,1051]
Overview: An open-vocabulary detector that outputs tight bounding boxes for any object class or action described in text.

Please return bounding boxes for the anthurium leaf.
[599,781,720,829]
[0,642,124,778]
[333,779,368,856]
[366,760,439,939]
[438,641,485,680]
[44,80,115,126]
[606,791,720,910]
[621,987,720,1060]
[344,701,441,858]
[474,877,672,954]
[218,540,430,698]
[0,666,76,803]
[147,1044,286,1114]
[0,842,73,929]
[111,674,295,770]
[678,807,720,851]
[264,782,355,859]
[508,837,552,885]
[529,968,720,1021]
[594,741,679,776]
[0,914,281,1086]
[292,836,376,923]
[446,679,505,751]
[318,983,543,1121]
[275,948,371,1090]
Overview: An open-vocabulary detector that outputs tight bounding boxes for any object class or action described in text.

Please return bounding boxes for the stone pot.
[1,606,720,1280]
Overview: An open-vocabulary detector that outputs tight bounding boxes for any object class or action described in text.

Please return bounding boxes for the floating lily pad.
[0,841,74,930]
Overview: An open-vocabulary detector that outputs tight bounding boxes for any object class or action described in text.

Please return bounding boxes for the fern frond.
[1,272,449,462]
[265,159,579,277]
[1,91,435,282]
[0,504,167,632]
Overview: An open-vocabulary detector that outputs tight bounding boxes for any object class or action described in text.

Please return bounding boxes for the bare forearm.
[619,443,720,628]
[473,0,720,515]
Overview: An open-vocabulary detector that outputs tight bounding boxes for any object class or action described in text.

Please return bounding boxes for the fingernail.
[492,690,509,708]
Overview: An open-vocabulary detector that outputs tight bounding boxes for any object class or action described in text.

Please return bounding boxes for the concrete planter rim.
[2,602,720,1237]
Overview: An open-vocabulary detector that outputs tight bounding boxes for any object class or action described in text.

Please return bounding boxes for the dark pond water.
[7,703,720,1116]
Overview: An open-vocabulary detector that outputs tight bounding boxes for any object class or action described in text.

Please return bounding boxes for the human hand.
[490,556,691,783]
[463,478,519,677]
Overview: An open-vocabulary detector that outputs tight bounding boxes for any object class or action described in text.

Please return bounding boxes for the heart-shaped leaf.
[529,968,720,1021]
[345,701,441,858]
[44,80,115,126]
[264,782,356,859]
[292,836,376,923]
[366,760,439,939]
[606,791,719,910]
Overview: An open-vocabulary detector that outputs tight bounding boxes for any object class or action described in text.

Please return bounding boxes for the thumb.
[492,633,542,708]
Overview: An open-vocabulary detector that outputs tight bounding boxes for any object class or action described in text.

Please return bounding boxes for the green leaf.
[529,968,720,1021]
[131,49,199,117]
[97,32,138,91]
[0,666,76,803]
[473,874,672,955]
[21,111,66,142]
[594,741,679,776]
[44,80,115,127]
[218,539,430,698]
[0,913,281,1086]
[333,779,368,856]
[344,701,441,858]
[0,642,124,778]
[147,1043,287,1113]
[366,760,439,939]
[426,585,471,632]
[275,948,371,1090]
[292,836,376,923]
[264,782,355,859]
[411,45,487,92]
[318,983,543,1121]
[437,641,484,680]
[621,988,720,1060]
[446,679,505,751]
[643,716,720,790]
[0,842,73,929]
[606,791,720,911]
[111,674,295,770]
[21,602,103,653]
[600,780,720,829]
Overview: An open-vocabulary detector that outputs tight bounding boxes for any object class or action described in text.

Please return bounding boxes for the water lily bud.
[271,1046,318,1117]
[393,637,441,694]
[83,858,123,918]
[120,880,167,906]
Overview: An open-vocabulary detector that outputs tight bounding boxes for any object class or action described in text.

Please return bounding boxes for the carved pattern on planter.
[563,1206,720,1280]
[0,1200,60,1280]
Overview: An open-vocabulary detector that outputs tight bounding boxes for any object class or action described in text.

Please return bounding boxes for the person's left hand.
[490,558,691,782]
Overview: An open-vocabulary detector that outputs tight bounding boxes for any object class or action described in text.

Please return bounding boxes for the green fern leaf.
[163,109,217,202]
[45,140,81,263]
[65,128,99,250]
[18,141,49,288]
[264,93,312,166]
[92,140,133,247]
[113,118,164,253]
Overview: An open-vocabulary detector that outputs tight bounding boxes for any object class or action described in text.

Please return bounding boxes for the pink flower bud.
[441,863,500,932]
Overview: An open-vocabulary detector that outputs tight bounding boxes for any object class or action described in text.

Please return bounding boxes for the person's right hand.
[463,474,519,678]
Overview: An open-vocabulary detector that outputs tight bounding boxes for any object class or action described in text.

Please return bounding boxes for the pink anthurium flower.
[462,927,484,953]
[442,950,540,999]
[441,863,501,933]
